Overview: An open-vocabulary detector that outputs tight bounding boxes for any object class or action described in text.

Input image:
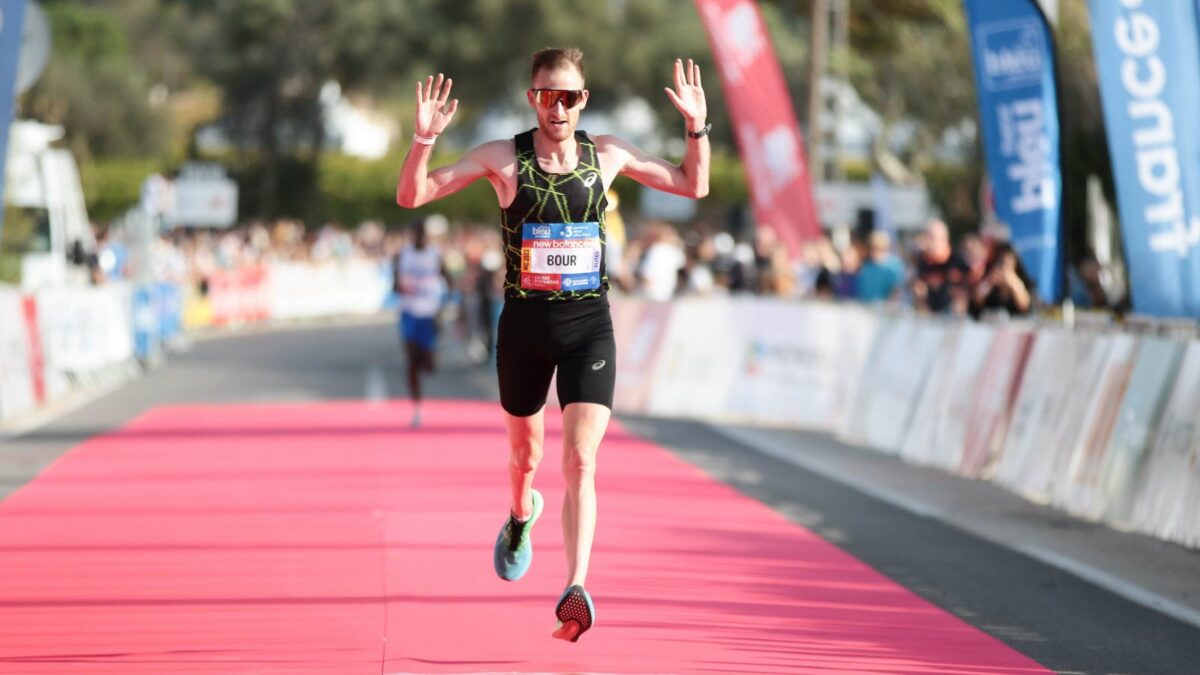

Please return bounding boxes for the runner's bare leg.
[561,402,611,587]
[505,409,545,519]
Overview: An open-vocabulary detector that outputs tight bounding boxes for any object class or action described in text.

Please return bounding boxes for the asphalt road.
[2,319,1198,675]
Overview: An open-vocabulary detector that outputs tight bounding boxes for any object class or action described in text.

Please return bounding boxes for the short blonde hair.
[531,47,585,81]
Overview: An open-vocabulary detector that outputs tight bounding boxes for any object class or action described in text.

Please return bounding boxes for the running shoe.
[552,584,595,642]
[493,488,543,581]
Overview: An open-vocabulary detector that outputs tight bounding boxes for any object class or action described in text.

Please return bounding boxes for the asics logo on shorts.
[582,173,599,188]
[591,360,607,370]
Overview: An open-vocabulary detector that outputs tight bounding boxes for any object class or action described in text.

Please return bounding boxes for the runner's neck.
[532,129,581,173]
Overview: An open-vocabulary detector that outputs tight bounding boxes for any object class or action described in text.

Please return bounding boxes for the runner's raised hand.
[663,58,706,128]
[415,74,459,138]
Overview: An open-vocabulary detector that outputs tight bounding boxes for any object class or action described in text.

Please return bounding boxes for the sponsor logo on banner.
[743,339,819,377]
[1089,0,1200,316]
[979,21,1046,90]
[762,125,804,194]
[612,301,673,414]
[999,99,1056,215]
[693,0,820,255]
[700,0,766,84]
[728,301,846,431]
[965,0,1062,303]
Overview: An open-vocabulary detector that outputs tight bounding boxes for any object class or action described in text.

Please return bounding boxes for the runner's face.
[528,66,587,142]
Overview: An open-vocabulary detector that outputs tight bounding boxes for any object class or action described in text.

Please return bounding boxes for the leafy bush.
[80,158,162,223]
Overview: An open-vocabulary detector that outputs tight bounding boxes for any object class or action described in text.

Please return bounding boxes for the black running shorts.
[496,296,617,417]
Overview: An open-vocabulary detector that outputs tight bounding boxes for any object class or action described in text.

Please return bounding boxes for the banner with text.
[693,0,820,255]
[965,0,1063,303]
[1089,0,1200,317]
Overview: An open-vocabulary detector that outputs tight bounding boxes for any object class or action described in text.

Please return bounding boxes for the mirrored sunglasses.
[532,88,584,109]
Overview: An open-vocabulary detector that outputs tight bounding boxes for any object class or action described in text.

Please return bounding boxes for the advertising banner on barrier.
[612,300,673,416]
[840,315,897,444]
[37,286,135,386]
[1088,1,1200,317]
[960,325,1033,477]
[726,300,845,430]
[209,266,270,326]
[831,306,879,431]
[268,261,390,319]
[1130,341,1200,545]
[903,322,995,471]
[862,319,944,453]
[132,285,160,362]
[646,297,740,420]
[937,323,996,470]
[1099,338,1184,526]
[1045,333,1113,497]
[0,287,36,421]
[21,295,44,405]
[964,0,1063,302]
[1055,334,1137,518]
[902,326,961,466]
[693,0,820,255]
[157,282,183,344]
[994,328,1071,497]
[996,331,1110,501]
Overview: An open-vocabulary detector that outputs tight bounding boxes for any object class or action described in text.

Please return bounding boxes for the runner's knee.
[562,447,597,485]
[509,440,544,473]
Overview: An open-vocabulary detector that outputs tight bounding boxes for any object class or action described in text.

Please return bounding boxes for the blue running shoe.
[493,489,543,581]
[552,584,595,642]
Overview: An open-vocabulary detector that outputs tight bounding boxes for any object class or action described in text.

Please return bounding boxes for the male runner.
[393,217,449,428]
[395,47,709,642]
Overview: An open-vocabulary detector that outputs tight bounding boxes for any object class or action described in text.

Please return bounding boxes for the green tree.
[20,2,168,161]
[198,0,428,219]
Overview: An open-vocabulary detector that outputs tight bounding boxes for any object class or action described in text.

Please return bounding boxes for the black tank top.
[501,128,609,302]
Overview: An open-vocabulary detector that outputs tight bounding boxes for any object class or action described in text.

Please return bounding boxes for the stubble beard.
[541,119,574,143]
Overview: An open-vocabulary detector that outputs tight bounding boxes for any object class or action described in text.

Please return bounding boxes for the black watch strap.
[687,122,712,139]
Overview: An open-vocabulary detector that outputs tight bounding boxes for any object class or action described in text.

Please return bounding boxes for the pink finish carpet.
[0,401,1048,674]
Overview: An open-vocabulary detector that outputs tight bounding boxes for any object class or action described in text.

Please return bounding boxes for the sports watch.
[687,122,712,139]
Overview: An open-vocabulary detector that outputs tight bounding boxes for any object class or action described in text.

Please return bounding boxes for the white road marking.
[366,363,388,404]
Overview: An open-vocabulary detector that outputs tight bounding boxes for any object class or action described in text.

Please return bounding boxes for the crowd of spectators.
[88,203,1124,325]
[617,216,1125,320]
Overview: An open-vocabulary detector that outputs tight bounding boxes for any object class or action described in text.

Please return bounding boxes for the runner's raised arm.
[396,74,511,208]
[596,58,710,199]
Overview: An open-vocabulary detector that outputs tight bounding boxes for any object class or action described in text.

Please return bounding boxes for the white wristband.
[412,133,438,146]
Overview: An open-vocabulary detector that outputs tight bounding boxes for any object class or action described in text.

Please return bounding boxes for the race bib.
[520,222,602,291]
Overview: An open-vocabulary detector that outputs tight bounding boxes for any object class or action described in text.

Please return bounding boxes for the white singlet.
[396,245,446,318]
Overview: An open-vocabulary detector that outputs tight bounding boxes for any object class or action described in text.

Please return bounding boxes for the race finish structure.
[520,222,603,292]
